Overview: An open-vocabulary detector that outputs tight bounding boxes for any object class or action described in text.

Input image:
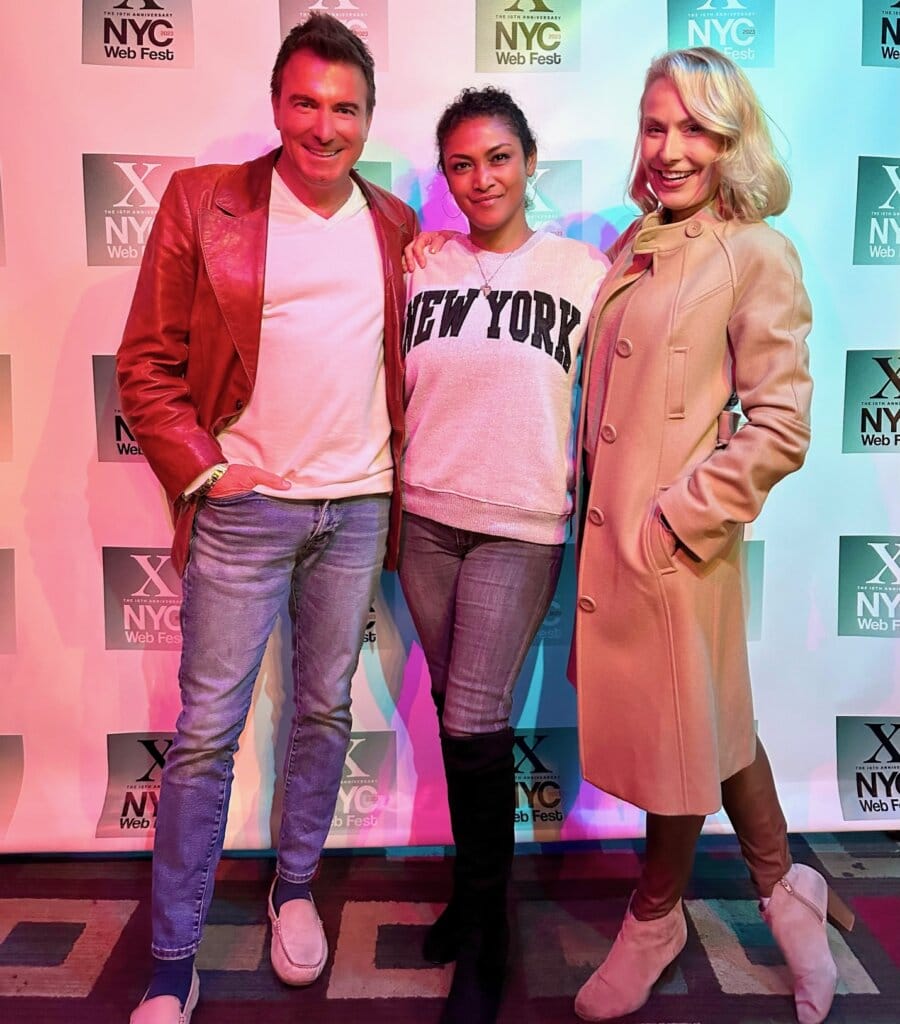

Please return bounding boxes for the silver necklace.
[473,248,514,297]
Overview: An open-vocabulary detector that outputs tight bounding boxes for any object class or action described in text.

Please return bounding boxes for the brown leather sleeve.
[116,171,224,502]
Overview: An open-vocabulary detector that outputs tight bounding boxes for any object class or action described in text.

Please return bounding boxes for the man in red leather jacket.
[117,14,416,1023]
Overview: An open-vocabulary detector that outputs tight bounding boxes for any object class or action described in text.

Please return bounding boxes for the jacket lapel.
[198,150,278,386]
[355,170,407,379]
[355,170,405,289]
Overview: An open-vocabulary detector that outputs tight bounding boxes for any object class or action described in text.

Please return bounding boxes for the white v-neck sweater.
[402,231,608,544]
[219,172,393,499]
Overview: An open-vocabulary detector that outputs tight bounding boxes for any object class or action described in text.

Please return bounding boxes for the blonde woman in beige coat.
[572,48,853,1024]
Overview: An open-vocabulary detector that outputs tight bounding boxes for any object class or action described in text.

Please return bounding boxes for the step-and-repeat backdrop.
[0,1,898,853]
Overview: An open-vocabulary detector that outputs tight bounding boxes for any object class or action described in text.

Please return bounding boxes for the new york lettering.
[403,288,579,372]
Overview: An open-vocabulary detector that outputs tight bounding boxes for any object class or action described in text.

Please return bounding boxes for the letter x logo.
[310,0,360,11]
[113,161,162,208]
[344,737,370,779]
[870,356,900,400]
[130,554,177,598]
[866,543,900,586]
[526,166,555,216]
[879,165,900,211]
[514,734,551,774]
[506,1,554,12]
[864,722,900,764]
[697,0,747,10]
[114,0,164,10]
[135,737,173,782]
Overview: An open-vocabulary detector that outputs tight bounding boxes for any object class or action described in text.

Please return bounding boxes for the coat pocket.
[666,347,688,419]
[646,507,678,575]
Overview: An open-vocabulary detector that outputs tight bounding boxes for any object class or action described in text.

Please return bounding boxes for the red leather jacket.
[117,149,417,574]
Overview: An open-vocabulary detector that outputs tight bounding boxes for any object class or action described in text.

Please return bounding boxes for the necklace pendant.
[481,284,492,296]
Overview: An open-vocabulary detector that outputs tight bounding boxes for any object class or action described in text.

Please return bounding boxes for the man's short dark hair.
[271,13,376,115]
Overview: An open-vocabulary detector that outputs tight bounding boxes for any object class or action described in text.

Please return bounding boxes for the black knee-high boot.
[430,728,515,1024]
[421,693,463,965]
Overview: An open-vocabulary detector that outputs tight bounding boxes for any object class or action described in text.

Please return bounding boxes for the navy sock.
[273,876,311,912]
[145,954,195,1007]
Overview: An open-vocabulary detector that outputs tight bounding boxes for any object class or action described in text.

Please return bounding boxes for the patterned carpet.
[1,832,898,1023]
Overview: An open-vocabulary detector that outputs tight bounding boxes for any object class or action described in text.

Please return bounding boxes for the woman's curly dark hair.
[435,86,537,174]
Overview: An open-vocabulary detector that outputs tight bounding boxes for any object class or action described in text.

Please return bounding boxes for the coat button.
[235,399,244,410]
[588,507,605,525]
[615,338,633,357]
[578,595,597,612]
[600,424,617,443]
[685,221,703,238]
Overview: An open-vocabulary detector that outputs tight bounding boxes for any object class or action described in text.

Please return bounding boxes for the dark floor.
[1,832,899,1023]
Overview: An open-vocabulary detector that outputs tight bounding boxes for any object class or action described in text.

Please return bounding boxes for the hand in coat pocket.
[648,507,679,572]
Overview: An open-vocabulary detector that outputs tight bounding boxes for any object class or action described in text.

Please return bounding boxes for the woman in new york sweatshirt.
[398,86,607,1024]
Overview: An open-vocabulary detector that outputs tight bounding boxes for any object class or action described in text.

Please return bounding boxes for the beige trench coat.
[574,207,812,816]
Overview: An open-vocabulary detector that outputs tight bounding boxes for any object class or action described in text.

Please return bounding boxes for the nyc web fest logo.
[0,171,6,266]
[862,0,900,67]
[526,161,582,239]
[667,0,774,68]
[355,160,392,192]
[82,0,194,68]
[513,729,578,833]
[838,536,900,637]
[0,549,15,655]
[103,548,182,650]
[362,604,377,644]
[744,539,764,640]
[280,1,390,68]
[836,718,900,821]
[535,552,572,646]
[476,0,581,73]
[0,354,11,463]
[843,351,900,453]
[96,732,174,837]
[330,732,395,835]
[93,355,144,462]
[854,157,900,266]
[0,735,25,840]
[82,154,194,267]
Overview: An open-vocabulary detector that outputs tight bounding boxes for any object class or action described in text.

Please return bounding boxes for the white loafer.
[267,880,328,986]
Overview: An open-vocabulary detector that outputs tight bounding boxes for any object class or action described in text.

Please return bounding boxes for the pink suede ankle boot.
[761,863,843,1024]
[574,898,687,1021]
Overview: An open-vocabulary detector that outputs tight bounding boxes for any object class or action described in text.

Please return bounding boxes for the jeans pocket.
[204,489,258,506]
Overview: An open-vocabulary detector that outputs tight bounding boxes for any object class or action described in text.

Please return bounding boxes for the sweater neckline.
[457,230,546,262]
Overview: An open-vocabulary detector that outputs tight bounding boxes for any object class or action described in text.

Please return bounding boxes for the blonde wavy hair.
[628,47,790,222]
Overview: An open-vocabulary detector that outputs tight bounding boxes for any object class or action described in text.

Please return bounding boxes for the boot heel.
[826,888,855,932]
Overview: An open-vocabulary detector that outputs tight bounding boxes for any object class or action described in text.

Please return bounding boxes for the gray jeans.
[398,512,563,736]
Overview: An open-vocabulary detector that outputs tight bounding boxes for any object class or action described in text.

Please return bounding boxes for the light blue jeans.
[398,513,563,737]
[151,491,389,958]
